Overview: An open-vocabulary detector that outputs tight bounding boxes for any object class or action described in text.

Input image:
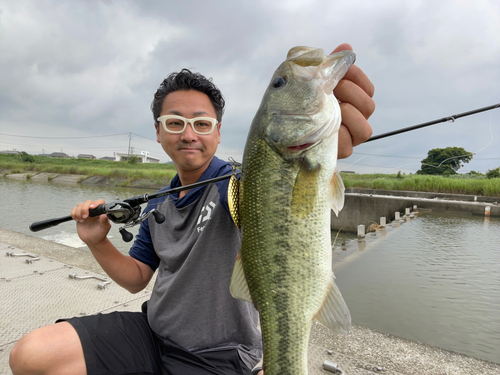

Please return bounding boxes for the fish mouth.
[285,140,322,154]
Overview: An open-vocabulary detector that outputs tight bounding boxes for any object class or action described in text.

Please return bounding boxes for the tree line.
[417,147,499,178]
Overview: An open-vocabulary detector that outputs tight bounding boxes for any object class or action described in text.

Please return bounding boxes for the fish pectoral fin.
[330,169,345,216]
[230,252,254,305]
[314,273,351,334]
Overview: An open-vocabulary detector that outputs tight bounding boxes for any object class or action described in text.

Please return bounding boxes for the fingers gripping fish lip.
[287,47,356,93]
[261,48,355,158]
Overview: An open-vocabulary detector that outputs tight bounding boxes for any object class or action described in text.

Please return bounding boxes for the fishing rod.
[30,103,498,240]
[365,103,500,143]
[30,172,239,242]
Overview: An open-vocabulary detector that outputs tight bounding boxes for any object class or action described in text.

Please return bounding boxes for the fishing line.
[406,104,499,171]
[471,104,498,154]
[355,103,499,172]
[346,155,366,168]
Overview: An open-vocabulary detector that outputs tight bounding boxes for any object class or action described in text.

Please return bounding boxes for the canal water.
[335,210,500,364]
[0,177,499,364]
[0,177,145,254]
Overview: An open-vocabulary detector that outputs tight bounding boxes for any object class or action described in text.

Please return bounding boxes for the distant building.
[50,152,70,158]
[114,151,160,163]
[341,171,356,174]
[77,154,96,159]
[99,156,115,161]
[0,150,22,155]
[38,153,52,157]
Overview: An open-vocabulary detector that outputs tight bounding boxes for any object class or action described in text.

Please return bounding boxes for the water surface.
[335,210,500,364]
[1,178,499,363]
[0,177,148,254]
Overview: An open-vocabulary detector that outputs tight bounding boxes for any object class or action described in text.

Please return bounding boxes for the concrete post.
[380,217,386,227]
[357,224,365,238]
[395,212,400,220]
[405,208,411,216]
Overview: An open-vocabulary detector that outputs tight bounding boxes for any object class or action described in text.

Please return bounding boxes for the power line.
[0,132,129,139]
[131,133,157,142]
[352,152,421,159]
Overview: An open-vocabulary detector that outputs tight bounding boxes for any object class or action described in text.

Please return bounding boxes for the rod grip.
[89,204,106,217]
[29,215,73,232]
[29,204,107,232]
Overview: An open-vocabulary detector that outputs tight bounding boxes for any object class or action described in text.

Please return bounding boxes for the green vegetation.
[341,172,500,197]
[2,153,498,197]
[486,167,500,179]
[0,153,177,183]
[417,147,473,175]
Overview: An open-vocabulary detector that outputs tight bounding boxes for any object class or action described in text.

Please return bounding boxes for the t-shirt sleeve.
[129,205,161,271]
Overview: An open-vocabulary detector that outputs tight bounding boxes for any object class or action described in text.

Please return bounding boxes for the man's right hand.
[71,199,111,247]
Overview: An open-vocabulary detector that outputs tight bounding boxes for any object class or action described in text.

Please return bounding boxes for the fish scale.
[241,139,331,374]
[230,46,355,375]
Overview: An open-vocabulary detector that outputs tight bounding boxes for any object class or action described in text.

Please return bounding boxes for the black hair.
[151,69,225,123]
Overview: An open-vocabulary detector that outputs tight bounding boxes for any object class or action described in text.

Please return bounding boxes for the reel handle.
[152,210,165,224]
[119,228,134,242]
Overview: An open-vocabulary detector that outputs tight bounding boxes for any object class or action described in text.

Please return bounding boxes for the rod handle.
[29,216,73,232]
[29,204,107,232]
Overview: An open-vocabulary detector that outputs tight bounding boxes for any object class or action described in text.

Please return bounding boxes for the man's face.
[156,90,221,174]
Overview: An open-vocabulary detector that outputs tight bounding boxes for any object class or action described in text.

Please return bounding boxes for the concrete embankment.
[3,171,167,190]
[4,172,499,234]
[1,227,499,375]
[332,189,500,233]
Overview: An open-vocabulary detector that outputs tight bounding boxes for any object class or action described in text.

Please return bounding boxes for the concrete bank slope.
[332,190,499,233]
[3,172,167,190]
[1,229,499,375]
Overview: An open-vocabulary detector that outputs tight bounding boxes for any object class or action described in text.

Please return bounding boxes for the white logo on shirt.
[197,201,216,232]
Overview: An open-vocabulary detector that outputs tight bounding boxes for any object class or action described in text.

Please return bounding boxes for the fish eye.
[271,76,287,88]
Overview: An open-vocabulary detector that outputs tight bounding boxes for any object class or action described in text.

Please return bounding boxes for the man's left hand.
[331,43,375,159]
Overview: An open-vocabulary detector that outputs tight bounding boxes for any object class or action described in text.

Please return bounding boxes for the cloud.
[0,0,499,172]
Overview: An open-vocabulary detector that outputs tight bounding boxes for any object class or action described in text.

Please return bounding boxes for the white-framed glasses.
[157,115,219,135]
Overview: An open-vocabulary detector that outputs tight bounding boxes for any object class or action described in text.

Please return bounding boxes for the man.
[10,44,375,375]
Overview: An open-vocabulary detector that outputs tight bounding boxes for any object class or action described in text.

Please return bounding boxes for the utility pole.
[128,132,132,159]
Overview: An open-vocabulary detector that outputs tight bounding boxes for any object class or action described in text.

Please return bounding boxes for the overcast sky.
[1,0,499,174]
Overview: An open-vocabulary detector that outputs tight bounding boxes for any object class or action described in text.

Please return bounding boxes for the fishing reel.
[30,169,240,243]
[98,200,166,242]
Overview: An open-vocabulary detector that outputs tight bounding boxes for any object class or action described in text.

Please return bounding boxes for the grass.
[341,172,500,197]
[2,154,499,197]
[0,154,177,183]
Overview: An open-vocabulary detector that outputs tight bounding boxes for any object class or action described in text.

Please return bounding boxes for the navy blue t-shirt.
[129,156,234,271]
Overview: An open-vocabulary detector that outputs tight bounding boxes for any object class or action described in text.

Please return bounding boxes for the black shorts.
[59,307,253,375]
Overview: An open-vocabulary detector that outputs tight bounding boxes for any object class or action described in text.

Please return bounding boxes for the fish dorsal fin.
[228,174,241,228]
[314,273,351,334]
[230,252,254,305]
[330,169,345,216]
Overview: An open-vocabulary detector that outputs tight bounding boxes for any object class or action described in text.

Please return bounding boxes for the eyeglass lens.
[165,118,214,134]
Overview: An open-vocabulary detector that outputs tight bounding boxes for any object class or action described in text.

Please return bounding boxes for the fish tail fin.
[314,273,351,334]
[330,169,345,216]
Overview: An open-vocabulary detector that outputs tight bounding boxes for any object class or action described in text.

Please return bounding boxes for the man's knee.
[10,322,85,375]
[10,328,45,374]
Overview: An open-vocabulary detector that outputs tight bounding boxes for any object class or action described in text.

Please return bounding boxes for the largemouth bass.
[229,46,355,375]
